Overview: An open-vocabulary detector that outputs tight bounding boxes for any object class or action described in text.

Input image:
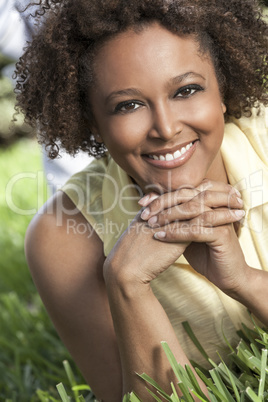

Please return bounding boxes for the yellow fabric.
[62,107,268,366]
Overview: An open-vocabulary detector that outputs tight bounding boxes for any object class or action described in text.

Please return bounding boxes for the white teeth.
[173,150,181,159]
[165,153,173,161]
[148,142,193,161]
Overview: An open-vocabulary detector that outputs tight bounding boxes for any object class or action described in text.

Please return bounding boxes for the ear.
[221,102,227,114]
[93,133,104,144]
[84,111,104,143]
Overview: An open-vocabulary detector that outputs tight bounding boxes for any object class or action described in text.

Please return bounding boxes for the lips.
[148,141,194,161]
[143,139,199,168]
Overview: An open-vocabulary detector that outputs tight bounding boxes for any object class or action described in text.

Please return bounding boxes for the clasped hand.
[104,179,250,298]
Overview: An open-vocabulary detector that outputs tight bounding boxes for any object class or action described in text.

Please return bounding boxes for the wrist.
[103,260,151,300]
[225,264,260,304]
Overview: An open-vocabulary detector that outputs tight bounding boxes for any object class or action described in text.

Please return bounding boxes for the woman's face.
[89,23,227,193]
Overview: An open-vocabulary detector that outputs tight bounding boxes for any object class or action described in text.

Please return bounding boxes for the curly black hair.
[14,0,268,158]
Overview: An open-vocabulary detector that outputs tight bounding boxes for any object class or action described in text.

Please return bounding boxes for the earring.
[89,134,107,159]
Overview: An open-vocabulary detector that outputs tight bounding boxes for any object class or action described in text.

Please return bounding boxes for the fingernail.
[236,197,243,206]
[234,210,245,219]
[138,195,150,206]
[149,194,160,202]
[154,231,166,240]
[234,188,242,197]
[148,216,158,226]
[141,207,150,220]
[138,193,159,206]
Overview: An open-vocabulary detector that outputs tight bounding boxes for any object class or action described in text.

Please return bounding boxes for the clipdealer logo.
[4,169,266,234]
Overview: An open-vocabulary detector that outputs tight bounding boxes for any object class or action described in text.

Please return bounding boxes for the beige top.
[62,108,268,367]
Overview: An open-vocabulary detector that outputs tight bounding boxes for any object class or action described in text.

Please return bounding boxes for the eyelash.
[114,100,143,114]
[114,84,204,114]
[174,84,204,98]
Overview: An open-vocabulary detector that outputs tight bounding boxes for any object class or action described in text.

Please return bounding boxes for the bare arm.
[102,211,211,399]
[227,267,268,327]
[25,192,122,401]
[26,192,208,400]
[104,267,207,399]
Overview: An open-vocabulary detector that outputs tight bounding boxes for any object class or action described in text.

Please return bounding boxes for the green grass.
[0,139,86,401]
[0,139,45,297]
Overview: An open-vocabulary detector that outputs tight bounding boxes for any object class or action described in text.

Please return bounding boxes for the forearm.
[230,266,268,327]
[104,271,207,400]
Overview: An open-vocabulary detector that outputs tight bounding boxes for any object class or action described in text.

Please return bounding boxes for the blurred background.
[0,1,92,400]
[0,0,267,401]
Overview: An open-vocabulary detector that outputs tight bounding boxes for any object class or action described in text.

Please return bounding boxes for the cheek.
[189,99,225,143]
[101,116,149,153]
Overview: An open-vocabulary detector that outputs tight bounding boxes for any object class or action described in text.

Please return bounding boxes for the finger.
[140,187,200,221]
[147,192,243,228]
[138,192,159,207]
[191,190,243,209]
[147,200,210,227]
[191,208,245,228]
[153,208,245,242]
[196,179,241,197]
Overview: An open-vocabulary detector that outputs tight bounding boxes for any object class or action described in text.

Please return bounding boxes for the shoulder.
[60,156,111,237]
[224,106,268,166]
[25,191,105,286]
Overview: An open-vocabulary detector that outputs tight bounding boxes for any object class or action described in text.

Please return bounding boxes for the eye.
[175,84,204,98]
[114,100,143,113]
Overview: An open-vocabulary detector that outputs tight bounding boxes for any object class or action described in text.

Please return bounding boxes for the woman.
[16,0,268,400]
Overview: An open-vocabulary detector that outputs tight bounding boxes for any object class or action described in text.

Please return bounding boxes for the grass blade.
[161,342,193,389]
[195,368,229,401]
[56,383,71,402]
[138,373,172,401]
[129,391,142,401]
[246,387,262,402]
[145,388,164,401]
[217,361,242,401]
[177,381,194,402]
[182,322,209,362]
[71,385,91,392]
[258,348,267,398]
[185,364,209,401]
[170,382,180,399]
[209,369,235,402]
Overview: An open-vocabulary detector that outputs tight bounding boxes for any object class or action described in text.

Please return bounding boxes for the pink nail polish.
[236,197,243,205]
[154,231,166,240]
[234,210,245,219]
[148,216,157,226]
[138,195,150,206]
[141,208,150,220]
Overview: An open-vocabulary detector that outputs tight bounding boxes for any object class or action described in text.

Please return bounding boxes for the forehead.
[91,22,216,92]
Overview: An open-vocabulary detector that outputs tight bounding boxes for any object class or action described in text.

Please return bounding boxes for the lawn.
[0,139,88,401]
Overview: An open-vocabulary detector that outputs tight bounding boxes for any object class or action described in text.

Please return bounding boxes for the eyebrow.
[105,88,143,105]
[105,71,206,104]
[170,72,205,85]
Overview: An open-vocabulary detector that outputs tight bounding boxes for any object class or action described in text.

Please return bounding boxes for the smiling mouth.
[145,140,198,162]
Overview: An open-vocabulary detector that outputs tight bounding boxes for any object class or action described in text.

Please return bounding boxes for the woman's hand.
[103,209,189,287]
[138,180,248,296]
[104,185,211,286]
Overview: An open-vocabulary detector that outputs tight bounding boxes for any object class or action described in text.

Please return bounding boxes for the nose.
[148,102,183,141]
